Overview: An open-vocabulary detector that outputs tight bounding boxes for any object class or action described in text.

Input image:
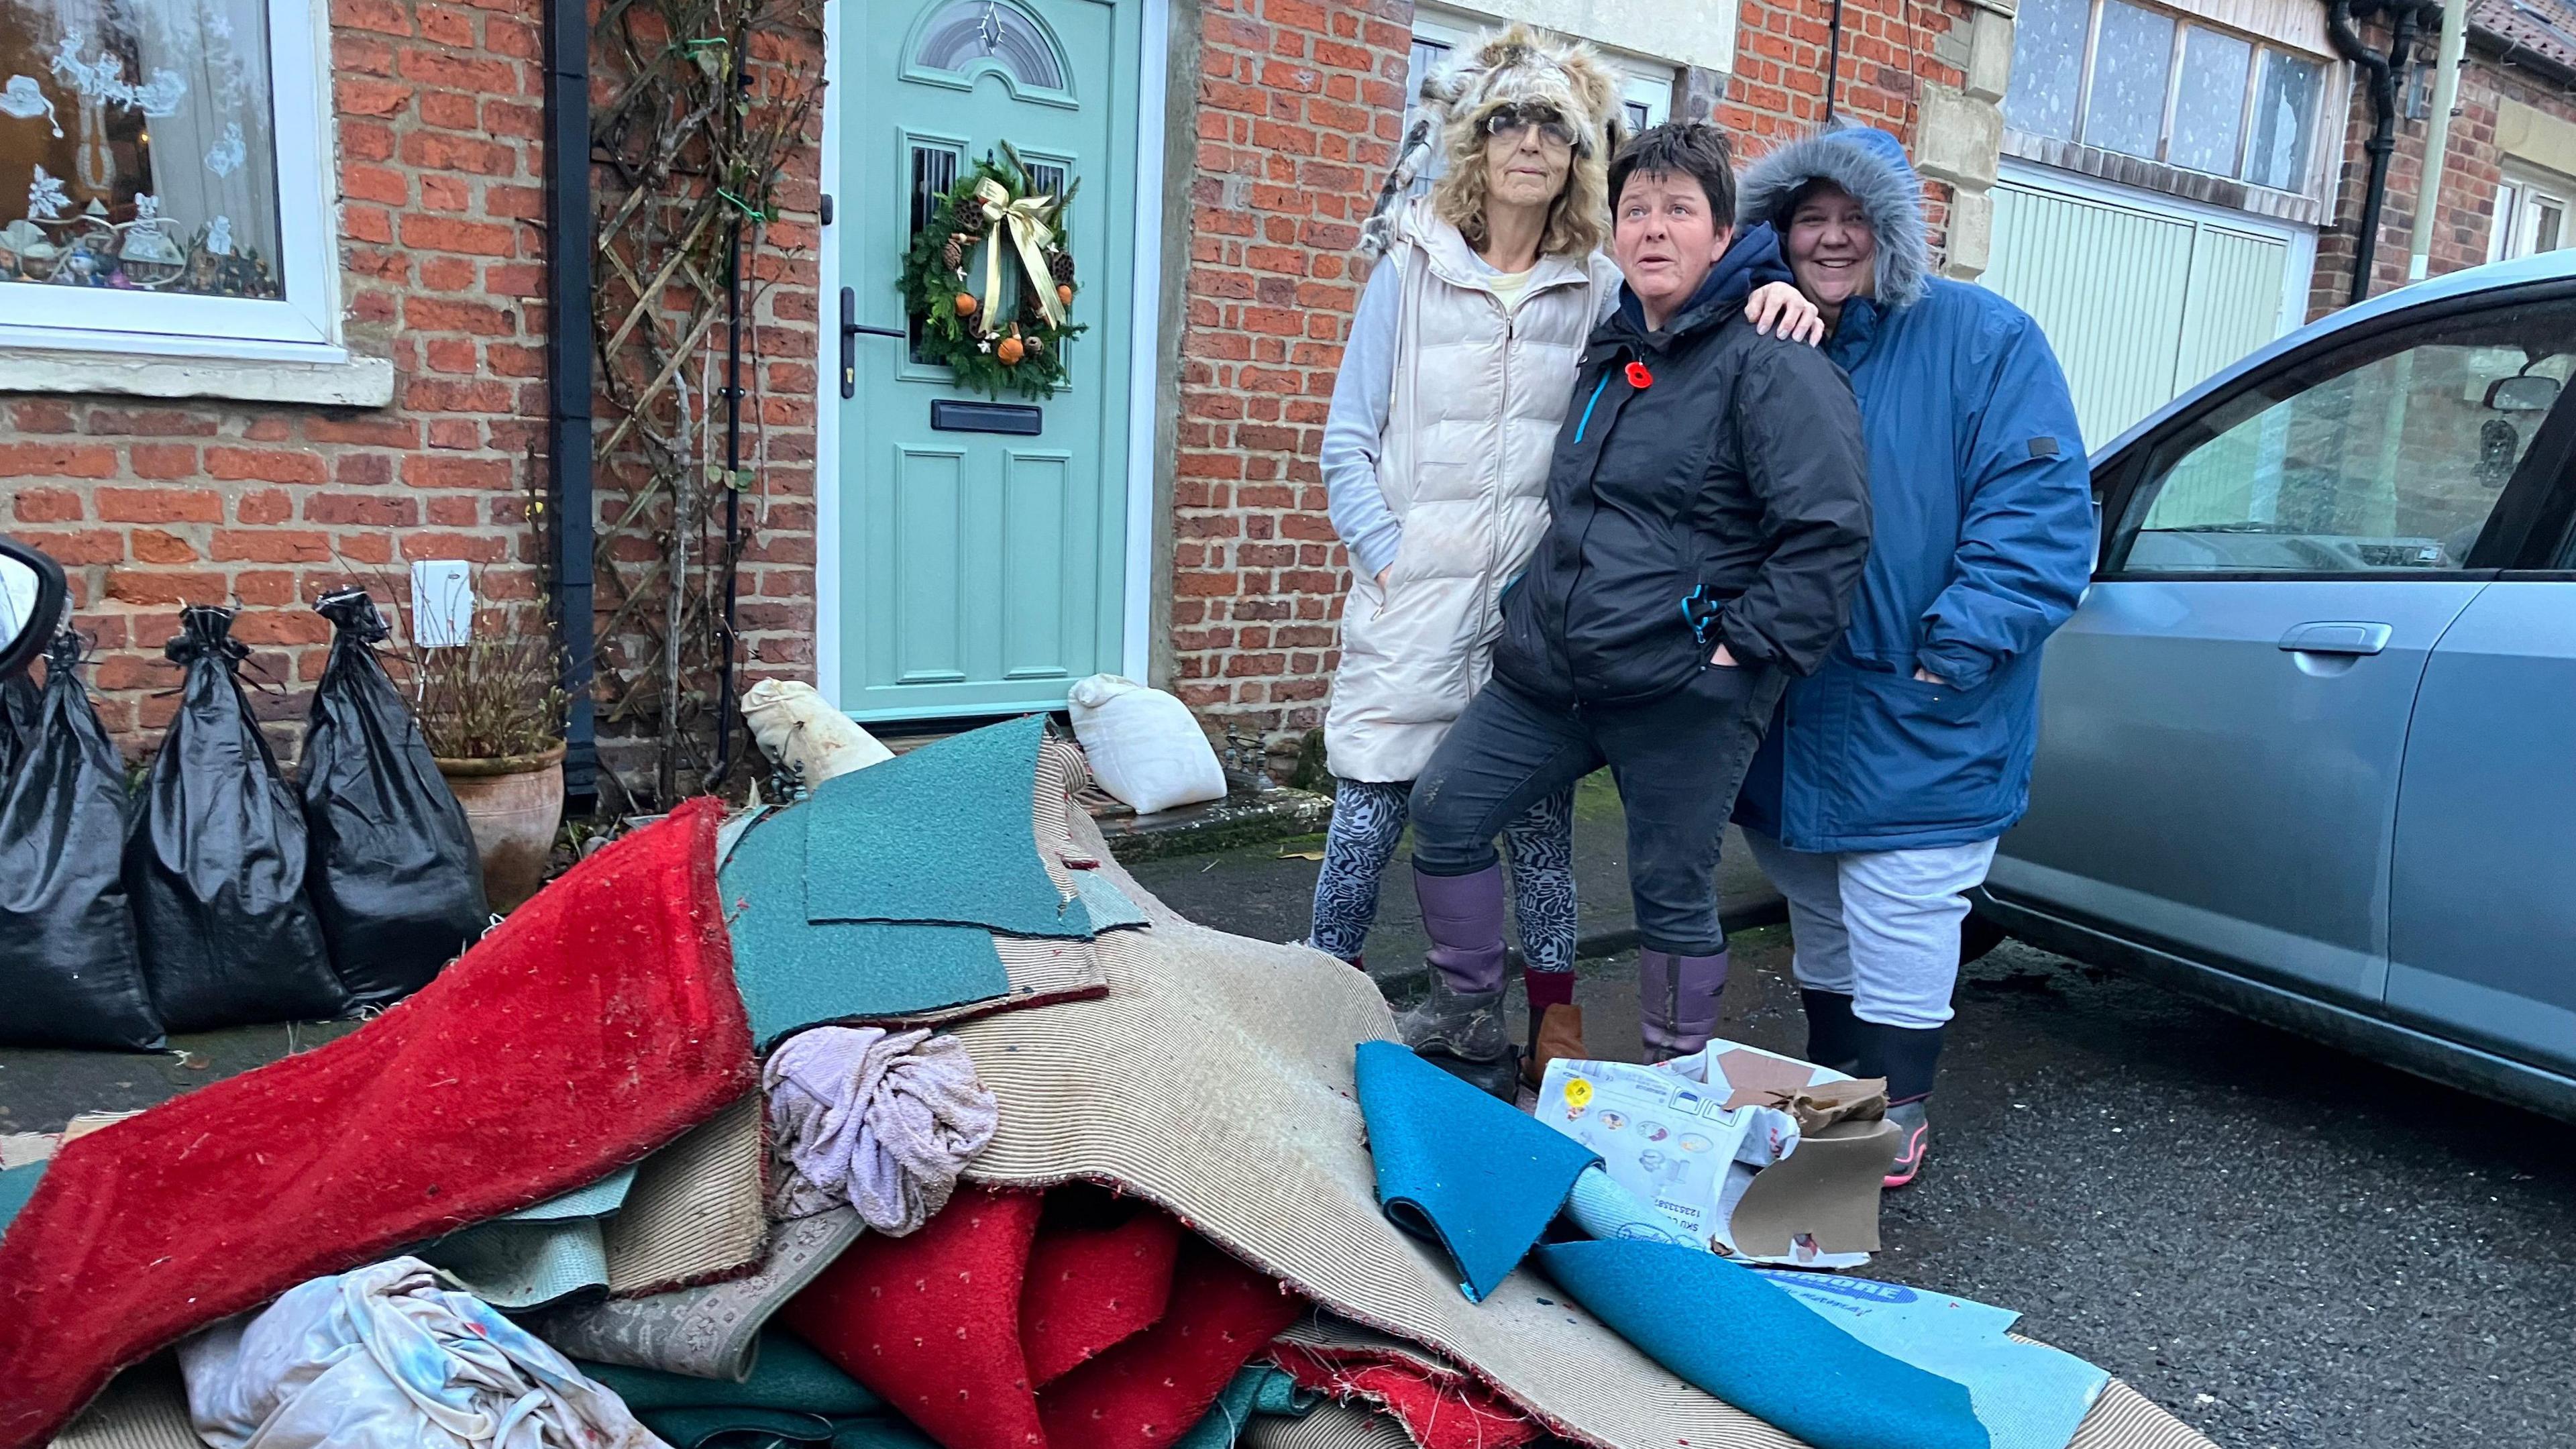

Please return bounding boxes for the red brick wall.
[0,0,551,755]
[1719,0,1964,254]
[2310,42,2576,317]
[1163,0,1409,735]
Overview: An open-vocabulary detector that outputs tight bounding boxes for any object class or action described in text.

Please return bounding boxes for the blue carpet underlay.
[1352,1040,1598,1302]
[1538,1240,1990,1449]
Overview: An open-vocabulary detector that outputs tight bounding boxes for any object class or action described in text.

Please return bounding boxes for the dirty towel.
[1536,1240,1987,1449]
[1352,1040,1597,1302]
[765,1025,998,1234]
[0,801,751,1449]
[177,1256,665,1449]
[1755,1271,2110,1449]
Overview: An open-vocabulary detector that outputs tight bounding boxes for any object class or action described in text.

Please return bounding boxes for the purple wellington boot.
[1638,948,1728,1063]
[1397,865,1515,1083]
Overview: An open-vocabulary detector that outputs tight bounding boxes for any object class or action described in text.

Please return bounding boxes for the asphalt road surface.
[1134,857,2576,1449]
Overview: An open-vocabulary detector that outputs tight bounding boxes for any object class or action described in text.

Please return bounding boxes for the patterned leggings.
[1307,777,1578,973]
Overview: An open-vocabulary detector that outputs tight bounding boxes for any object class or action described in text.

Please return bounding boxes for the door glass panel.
[2243,51,2321,190]
[910,0,1064,89]
[2004,0,2088,139]
[2168,27,2251,176]
[908,142,960,364]
[2085,1,2176,160]
[2122,302,2576,573]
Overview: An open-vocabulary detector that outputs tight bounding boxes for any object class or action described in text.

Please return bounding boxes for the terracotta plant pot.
[435,741,568,913]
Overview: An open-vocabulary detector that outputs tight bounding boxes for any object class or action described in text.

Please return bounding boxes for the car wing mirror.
[2483,374,2561,412]
[0,536,68,679]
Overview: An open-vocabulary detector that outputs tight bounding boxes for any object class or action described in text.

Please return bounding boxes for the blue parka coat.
[1731,127,2097,853]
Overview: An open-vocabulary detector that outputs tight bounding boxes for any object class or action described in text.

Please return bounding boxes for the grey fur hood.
[1737,124,1932,310]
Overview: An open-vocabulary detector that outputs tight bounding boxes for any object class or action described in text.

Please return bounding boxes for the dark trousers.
[1409,665,1788,957]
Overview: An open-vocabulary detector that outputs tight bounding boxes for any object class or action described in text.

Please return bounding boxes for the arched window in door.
[906,0,1071,100]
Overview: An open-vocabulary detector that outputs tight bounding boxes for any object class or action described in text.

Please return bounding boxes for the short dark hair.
[1607,123,1737,229]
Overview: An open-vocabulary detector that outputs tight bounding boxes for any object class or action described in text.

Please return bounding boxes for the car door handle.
[840,288,906,399]
[2278,621,2393,656]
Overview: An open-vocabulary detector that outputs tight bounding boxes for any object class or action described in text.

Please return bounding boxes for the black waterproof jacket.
[1494,231,1872,706]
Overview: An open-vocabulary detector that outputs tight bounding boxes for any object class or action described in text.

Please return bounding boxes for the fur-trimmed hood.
[1736,124,1933,311]
[1358,25,1623,259]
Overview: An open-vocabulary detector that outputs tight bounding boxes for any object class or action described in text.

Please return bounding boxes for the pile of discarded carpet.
[0,714,2218,1449]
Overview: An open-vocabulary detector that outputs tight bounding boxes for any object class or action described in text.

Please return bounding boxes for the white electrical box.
[410,561,475,647]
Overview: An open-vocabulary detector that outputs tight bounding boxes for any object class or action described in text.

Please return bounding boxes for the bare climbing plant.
[588,0,822,809]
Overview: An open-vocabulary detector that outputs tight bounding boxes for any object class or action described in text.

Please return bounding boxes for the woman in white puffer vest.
[1308,25,1817,1085]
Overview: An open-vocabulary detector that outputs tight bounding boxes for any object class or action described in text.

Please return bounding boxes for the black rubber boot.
[1853,1020,1945,1105]
[1799,989,1864,1073]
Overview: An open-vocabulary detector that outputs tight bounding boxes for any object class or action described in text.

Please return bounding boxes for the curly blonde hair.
[1430,124,1609,260]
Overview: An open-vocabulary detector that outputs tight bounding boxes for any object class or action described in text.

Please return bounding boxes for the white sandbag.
[178,1257,664,1449]
[741,680,894,786]
[1066,675,1227,815]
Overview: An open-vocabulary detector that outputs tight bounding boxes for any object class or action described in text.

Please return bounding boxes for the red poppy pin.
[1625,360,1654,390]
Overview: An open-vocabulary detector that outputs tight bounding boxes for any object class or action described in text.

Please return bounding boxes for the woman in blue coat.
[1732,125,2095,1186]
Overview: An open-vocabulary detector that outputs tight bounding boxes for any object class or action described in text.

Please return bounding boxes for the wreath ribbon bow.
[975,178,1065,336]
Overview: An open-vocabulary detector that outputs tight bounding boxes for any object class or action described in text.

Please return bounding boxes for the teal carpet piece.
[1755,1271,2108,1449]
[800,717,1092,938]
[580,1328,886,1448]
[1537,1240,1990,1449]
[1352,1040,1599,1303]
[1175,1365,1319,1449]
[0,1161,43,1241]
[720,802,1012,1050]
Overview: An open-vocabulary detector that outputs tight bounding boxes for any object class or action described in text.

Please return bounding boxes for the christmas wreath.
[899,144,1083,400]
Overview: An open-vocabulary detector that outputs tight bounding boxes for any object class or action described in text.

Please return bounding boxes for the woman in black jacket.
[1399,123,1873,1088]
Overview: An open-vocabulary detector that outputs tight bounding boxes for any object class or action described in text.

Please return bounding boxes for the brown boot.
[1524,1004,1588,1087]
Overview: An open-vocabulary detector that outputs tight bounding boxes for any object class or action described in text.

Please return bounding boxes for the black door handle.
[841,288,905,398]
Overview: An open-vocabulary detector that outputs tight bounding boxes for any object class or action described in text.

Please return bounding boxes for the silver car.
[1976,250,2576,1121]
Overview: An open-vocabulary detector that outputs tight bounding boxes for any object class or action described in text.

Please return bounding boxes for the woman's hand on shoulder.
[1747,282,1825,345]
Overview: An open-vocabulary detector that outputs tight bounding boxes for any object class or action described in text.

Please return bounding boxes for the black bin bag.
[301,589,488,1006]
[126,605,350,1032]
[0,668,38,776]
[0,635,163,1050]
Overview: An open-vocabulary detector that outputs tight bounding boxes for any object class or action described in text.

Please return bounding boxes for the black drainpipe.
[706,33,753,792]
[543,0,598,811]
[2328,0,2434,306]
[1823,0,1848,123]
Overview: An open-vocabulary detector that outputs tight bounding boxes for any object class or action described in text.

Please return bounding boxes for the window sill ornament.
[897,142,1082,400]
[0,174,276,295]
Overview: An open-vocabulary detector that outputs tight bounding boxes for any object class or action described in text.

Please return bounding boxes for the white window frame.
[0,0,388,404]
[1411,4,1680,134]
[2489,167,2573,262]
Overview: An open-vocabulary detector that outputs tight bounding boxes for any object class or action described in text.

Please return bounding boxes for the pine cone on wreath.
[943,236,965,270]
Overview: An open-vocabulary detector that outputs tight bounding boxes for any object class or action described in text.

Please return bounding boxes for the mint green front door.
[838,0,1138,718]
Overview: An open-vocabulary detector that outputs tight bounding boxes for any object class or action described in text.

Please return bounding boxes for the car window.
[2116,300,2576,574]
